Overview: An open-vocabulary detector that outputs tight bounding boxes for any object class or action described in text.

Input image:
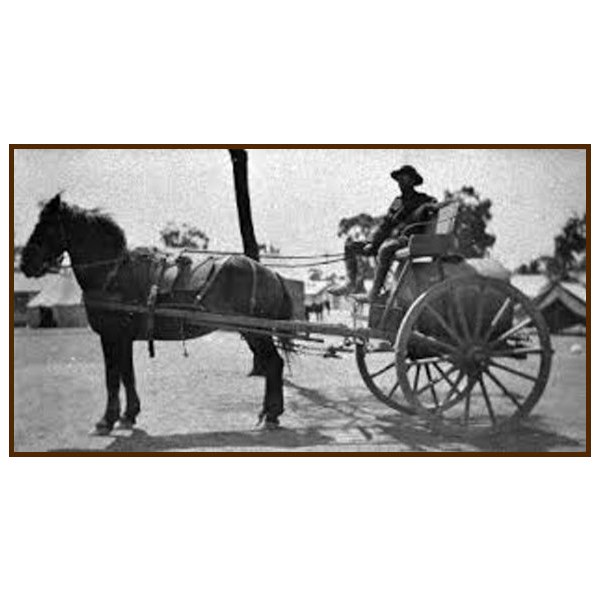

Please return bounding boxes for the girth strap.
[194,256,232,306]
[147,258,168,358]
[249,258,258,316]
[101,254,127,292]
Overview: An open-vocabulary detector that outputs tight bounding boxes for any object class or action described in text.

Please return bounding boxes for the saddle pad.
[171,255,223,297]
[125,248,226,302]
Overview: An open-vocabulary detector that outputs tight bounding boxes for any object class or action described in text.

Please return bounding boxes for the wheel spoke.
[441,371,467,409]
[415,365,459,397]
[404,355,453,366]
[453,286,471,341]
[484,368,524,413]
[432,362,458,386]
[385,381,400,402]
[488,359,538,383]
[424,303,463,345]
[478,375,497,425]
[472,282,487,341]
[447,300,461,343]
[413,364,422,392]
[482,297,513,343]
[463,381,472,425]
[411,330,458,354]
[370,361,396,379]
[490,347,547,359]
[489,317,534,349]
[438,373,476,413]
[424,364,440,408]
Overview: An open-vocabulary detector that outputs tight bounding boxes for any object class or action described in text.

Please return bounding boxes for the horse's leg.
[244,334,284,428]
[248,353,267,378]
[117,338,141,429]
[94,336,121,435]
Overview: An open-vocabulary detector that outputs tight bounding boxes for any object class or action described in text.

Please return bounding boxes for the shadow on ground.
[372,413,583,453]
[48,381,583,454]
[286,380,584,453]
[50,426,335,453]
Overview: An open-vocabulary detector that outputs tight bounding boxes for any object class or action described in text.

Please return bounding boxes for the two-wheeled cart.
[91,202,553,433]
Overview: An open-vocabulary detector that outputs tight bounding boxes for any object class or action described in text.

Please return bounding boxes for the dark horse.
[20,194,293,435]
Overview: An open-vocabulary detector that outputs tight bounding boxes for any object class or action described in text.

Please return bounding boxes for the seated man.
[331,165,437,301]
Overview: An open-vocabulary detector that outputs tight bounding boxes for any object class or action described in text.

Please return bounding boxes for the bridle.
[51,209,126,290]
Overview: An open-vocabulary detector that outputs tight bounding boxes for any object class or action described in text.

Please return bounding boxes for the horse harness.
[94,250,263,358]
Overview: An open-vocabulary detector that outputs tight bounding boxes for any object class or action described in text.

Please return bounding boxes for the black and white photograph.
[3,2,598,599]
[11,147,588,454]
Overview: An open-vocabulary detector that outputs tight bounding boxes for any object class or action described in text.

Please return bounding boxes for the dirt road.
[13,326,587,453]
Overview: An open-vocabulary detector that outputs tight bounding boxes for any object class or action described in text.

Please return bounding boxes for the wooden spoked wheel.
[356,340,416,415]
[394,276,553,432]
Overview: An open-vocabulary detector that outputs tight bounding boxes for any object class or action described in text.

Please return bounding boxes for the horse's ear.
[48,193,62,211]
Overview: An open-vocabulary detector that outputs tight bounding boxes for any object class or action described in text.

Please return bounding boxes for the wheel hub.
[459,345,489,376]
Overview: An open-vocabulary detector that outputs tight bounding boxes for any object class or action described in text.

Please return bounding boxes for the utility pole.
[228,149,264,376]
[228,149,260,262]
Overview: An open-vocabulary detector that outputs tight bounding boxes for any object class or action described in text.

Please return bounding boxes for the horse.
[305,302,325,322]
[20,193,293,435]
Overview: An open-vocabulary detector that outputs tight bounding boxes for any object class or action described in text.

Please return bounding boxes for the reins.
[64,256,125,270]
[62,251,346,272]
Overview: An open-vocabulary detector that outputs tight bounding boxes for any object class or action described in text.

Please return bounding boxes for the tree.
[337,213,384,239]
[160,222,210,250]
[335,214,383,281]
[516,213,586,280]
[258,242,281,256]
[554,213,586,275]
[516,259,541,275]
[444,187,496,259]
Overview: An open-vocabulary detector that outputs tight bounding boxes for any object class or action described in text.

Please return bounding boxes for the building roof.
[510,274,550,299]
[27,269,83,308]
[511,274,585,312]
[561,282,586,304]
[537,282,586,319]
[14,271,58,294]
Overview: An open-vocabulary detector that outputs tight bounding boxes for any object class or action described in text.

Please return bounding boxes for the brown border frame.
[8,144,591,457]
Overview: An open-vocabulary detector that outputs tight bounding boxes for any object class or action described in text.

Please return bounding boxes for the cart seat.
[394,200,460,261]
[394,234,458,260]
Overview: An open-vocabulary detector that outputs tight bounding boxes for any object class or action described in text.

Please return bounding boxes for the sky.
[13,148,587,273]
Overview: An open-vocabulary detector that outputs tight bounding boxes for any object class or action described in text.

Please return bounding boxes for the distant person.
[330,165,438,301]
[315,302,324,322]
[40,307,57,328]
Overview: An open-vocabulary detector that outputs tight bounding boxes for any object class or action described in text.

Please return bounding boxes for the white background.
[1,1,597,599]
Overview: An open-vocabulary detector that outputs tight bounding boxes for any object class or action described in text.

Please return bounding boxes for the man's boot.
[330,243,363,296]
[368,256,395,303]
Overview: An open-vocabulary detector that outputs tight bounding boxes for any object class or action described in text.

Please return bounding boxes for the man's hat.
[391,165,424,186]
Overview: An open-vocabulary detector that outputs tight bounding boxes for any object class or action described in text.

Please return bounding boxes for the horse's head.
[21,193,68,277]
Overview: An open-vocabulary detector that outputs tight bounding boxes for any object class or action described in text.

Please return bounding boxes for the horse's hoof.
[90,423,113,436]
[115,417,136,430]
[264,419,281,431]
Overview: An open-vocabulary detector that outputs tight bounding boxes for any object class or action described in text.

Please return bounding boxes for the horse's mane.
[62,202,127,252]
